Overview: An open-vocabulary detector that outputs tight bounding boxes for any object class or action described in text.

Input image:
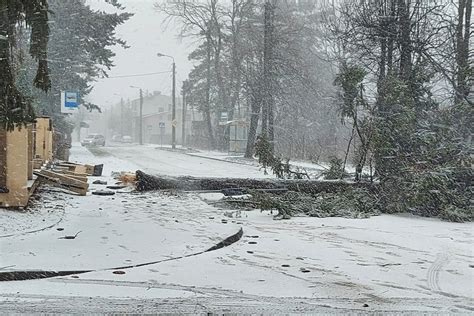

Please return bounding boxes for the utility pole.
[139,88,143,145]
[262,0,275,149]
[171,61,176,149]
[181,81,187,147]
[157,52,176,149]
[120,97,124,136]
[130,86,144,144]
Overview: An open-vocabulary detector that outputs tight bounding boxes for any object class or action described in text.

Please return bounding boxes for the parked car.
[121,135,133,143]
[81,134,106,146]
[111,135,122,142]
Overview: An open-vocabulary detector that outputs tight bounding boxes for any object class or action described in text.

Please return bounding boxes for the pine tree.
[0,0,50,130]
[16,0,131,135]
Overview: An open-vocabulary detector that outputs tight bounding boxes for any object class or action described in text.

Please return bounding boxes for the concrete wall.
[35,117,53,162]
[0,127,29,207]
[0,129,6,187]
[28,125,34,180]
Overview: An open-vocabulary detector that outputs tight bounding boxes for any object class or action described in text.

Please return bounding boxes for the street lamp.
[130,85,143,145]
[112,93,123,136]
[157,52,176,149]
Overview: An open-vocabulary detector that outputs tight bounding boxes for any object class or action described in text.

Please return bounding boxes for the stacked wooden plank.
[56,162,103,177]
[33,162,103,196]
[34,169,89,196]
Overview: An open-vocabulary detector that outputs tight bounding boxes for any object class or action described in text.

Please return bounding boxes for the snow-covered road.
[95,143,271,178]
[0,144,472,314]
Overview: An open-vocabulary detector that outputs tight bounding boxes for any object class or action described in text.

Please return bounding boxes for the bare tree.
[455,0,472,105]
[157,0,221,149]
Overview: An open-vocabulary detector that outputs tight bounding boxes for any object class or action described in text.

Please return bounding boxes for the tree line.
[158,0,346,160]
[159,0,472,221]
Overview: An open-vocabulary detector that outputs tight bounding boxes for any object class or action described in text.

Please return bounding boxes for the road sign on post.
[159,122,165,148]
[61,91,79,114]
[219,112,228,125]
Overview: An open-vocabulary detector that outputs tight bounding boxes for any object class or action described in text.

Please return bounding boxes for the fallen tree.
[135,170,376,194]
[135,170,381,220]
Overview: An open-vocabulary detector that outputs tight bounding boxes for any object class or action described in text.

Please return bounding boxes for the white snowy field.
[0,144,472,314]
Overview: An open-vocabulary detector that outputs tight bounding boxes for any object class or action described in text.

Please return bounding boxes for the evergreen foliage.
[255,133,309,179]
[322,157,349,180]
[0,0,50,130]
[16,0,131,135]
[332,0,472,222]
[242,187,380,220]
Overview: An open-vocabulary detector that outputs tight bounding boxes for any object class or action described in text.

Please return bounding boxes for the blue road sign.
[65,91,79,108]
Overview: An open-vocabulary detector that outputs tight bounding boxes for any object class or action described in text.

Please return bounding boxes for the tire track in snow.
[427,253,450,292]
[1,291,471,314]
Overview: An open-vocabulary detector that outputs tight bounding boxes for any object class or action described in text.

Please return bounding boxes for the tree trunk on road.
[135,170,375,194]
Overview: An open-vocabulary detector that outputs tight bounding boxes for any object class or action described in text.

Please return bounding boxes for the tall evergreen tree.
[17,0,132,135]
[0,0,50,131]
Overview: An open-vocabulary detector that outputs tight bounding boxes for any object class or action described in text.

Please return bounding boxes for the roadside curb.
[154,145,256,167]
[185,152,257,167]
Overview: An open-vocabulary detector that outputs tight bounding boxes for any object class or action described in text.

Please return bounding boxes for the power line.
[104,70,172,79]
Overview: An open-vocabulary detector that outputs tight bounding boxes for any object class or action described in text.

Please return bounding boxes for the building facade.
[129,91,199,145]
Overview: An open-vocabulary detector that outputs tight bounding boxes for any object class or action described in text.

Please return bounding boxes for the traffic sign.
[159,122,165,128]
[61,91,79,114]
[219,111,228,125]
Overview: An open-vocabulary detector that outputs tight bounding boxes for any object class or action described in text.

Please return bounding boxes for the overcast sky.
[86,0,195,107]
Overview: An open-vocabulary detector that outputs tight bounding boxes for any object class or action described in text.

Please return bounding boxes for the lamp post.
[157,52,176,149]
[130,86,143,145]
[181,80,188,147]
[120,97,124,136]
[112,94,124,137]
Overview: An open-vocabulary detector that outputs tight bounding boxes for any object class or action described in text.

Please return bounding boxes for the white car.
[81,134,105,146]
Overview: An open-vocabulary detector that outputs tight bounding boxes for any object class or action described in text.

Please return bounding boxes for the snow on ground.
[0,190,239,271]
[186,149,330,177]
[0,143,473,313]
[1,145,239,271]
[0,190,66,238]
[185,147,375,178]
[98,143,271,178]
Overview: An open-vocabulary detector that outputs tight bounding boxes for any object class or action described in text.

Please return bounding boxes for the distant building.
[283,0,333,11]
[129,91,201,145]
